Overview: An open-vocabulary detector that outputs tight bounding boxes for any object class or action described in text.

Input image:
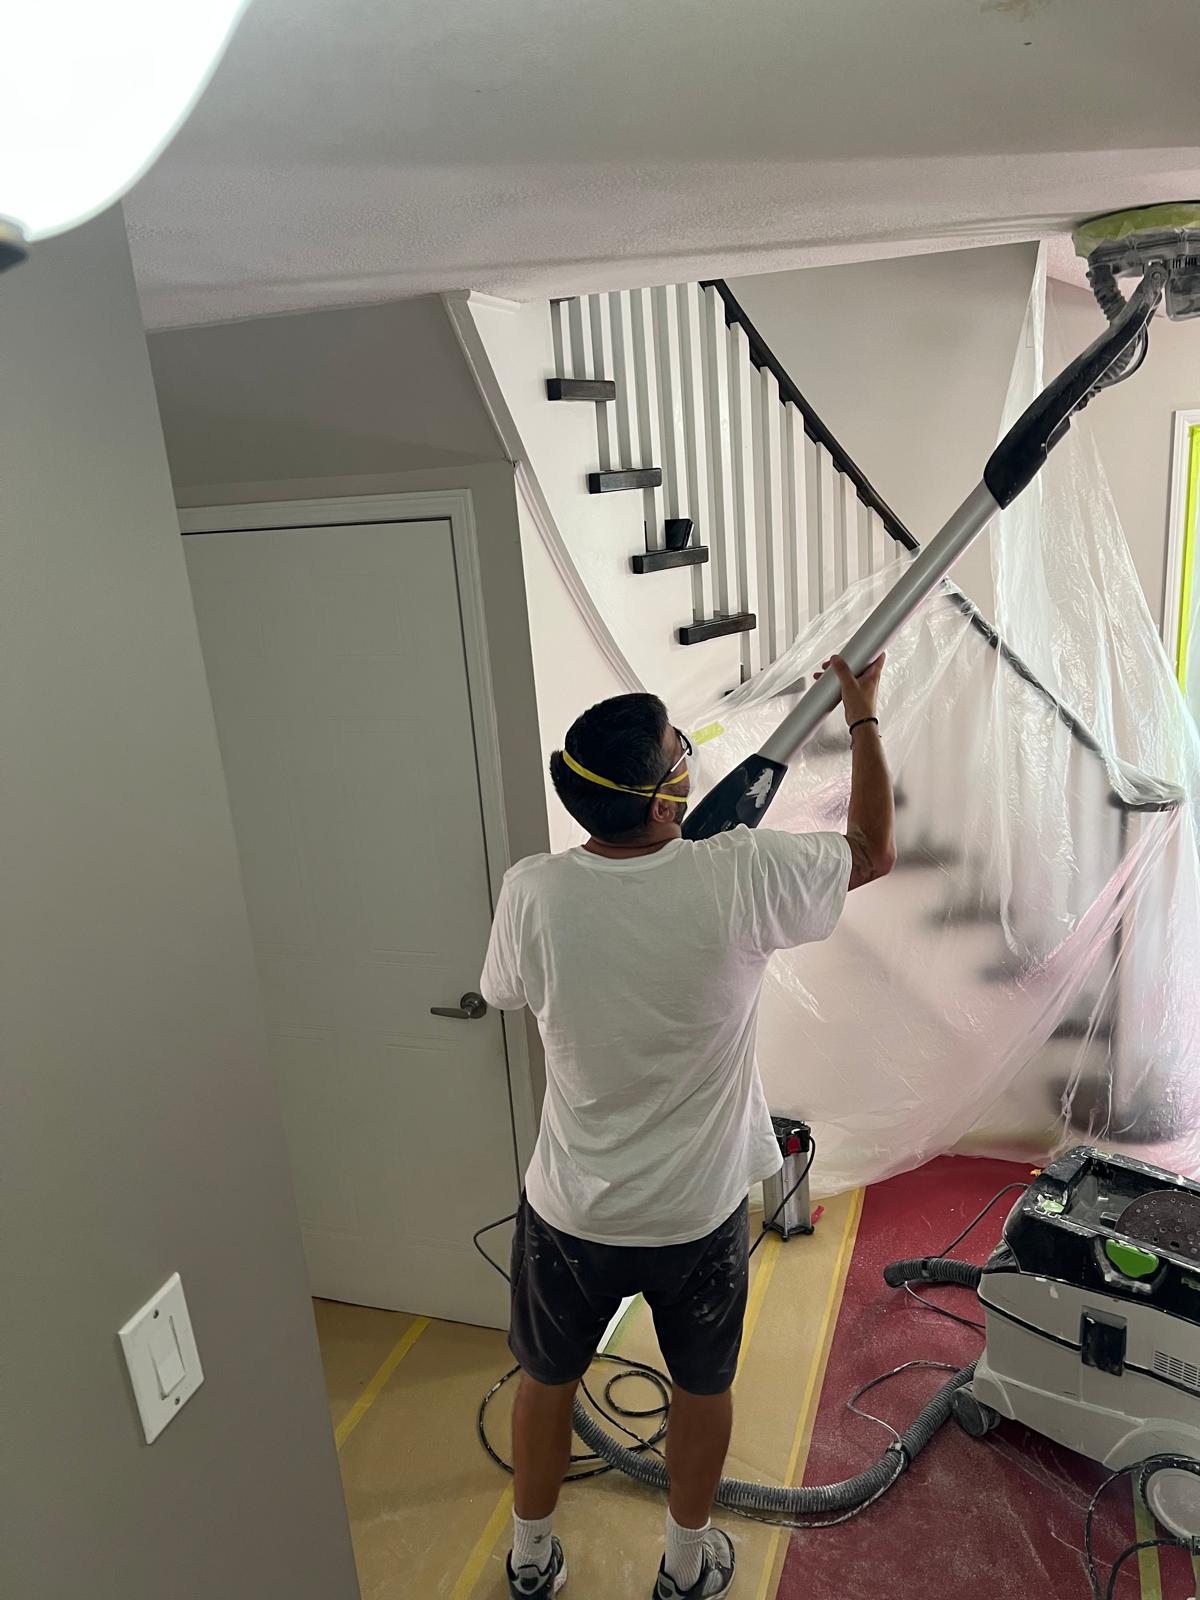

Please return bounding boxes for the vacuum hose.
[1087,260,1151,388]
[572,1257,981,1518]
[883,1257,983,1291]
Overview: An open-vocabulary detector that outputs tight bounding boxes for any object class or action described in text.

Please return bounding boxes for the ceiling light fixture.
[1,1,251,272]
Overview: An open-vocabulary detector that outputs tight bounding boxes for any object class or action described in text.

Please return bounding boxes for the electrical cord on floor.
[880,1209,1200,1598]
[1083,1455,1200,1600]
[470,1156,990,1534]
[901,1182,1026,1333]
[1101,1540,1175,1600]
[471,1143,819,1492]
[473,1211,672,1482]
[472,1165,1000,1499]
[477,1175,1163,1558]
[477,1356,672,1483]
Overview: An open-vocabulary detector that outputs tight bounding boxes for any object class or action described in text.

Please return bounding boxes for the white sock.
[665,1512,709,1591]
[512,1510,555,1573]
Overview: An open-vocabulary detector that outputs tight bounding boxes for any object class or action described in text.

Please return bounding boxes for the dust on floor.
[313,1191,860,1599]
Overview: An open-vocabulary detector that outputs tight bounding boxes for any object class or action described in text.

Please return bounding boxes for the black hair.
[549,694,672,841]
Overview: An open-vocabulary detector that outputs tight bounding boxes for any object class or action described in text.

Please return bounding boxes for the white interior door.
[185,517,519,1327]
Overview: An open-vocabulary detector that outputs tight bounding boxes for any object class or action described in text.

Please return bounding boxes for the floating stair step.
[980,958,1028,985]
[1052,1017,1115,1043]
[632,547,710,575]
[893,843,963,871]
[928,899,1002,928]
[547,377,617,403]
[588,467,662,494]
[677,613,756,646]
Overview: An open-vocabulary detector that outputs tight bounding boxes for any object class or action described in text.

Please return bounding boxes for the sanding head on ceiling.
[1075,201,1200,322]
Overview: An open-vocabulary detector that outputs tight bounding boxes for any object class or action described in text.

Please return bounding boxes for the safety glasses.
[647,727,693,813]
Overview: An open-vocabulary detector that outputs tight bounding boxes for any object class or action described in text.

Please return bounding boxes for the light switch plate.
[118,1272,204,1443]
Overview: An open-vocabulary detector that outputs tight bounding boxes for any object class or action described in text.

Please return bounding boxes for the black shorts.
[508,1196,749,1396]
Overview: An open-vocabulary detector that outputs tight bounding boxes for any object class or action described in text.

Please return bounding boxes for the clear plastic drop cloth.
[687,248,1200,1196]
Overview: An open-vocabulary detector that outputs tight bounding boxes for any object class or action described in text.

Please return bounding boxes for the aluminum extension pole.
[683,263,1165,840]
[759,481,998,765]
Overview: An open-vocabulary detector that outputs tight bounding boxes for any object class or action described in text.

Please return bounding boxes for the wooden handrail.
[704,278,1178,811]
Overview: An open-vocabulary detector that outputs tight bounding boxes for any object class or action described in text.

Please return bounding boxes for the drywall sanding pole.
[682,263,1166,842]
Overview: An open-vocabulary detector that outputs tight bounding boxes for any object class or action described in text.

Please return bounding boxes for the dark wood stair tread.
[893,843,963,871]
[632,547,709,575]
[677,613,756,645]
[547,378,617,403]
[588,468,662,494]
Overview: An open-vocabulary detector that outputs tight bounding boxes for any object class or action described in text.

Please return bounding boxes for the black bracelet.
[848,716,880,736]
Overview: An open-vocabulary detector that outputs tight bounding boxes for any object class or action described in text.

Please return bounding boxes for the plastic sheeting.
[689,249,1200,1196]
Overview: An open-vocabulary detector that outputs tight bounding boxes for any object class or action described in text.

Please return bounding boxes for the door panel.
[186,518,517,1326]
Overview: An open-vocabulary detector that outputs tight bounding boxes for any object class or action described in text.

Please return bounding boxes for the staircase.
[548,281,905,673]
[446,277,1186,1159]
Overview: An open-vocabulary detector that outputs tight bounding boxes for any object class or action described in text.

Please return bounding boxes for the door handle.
[431,991,488,1021]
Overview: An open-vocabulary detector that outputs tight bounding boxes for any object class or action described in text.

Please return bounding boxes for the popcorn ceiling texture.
[124,0,1200,328]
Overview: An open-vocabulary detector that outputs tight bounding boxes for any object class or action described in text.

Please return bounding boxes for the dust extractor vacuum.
[545,206,1200,1587]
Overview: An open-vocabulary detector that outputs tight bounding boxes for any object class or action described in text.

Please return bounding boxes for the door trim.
[179,489,538,1172]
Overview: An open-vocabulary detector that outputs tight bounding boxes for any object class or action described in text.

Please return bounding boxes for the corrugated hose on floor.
[571,1257,981,1523]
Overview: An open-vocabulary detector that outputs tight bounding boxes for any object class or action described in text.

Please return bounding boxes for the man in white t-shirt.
[481,656,895,1600]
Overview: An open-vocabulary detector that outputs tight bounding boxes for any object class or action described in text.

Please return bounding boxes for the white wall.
[730,247,1191,635]
[1047,277,1199,632]
[459,295,746,718]
[2,210,358,1599]
[455,252,1045,851]
[729,244,1039,613]
[516,491,631,853]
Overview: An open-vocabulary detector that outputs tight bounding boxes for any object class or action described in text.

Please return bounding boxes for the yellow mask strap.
[560,748,688,798]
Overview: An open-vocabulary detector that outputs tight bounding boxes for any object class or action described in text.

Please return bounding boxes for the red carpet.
[775,1155,1193,1600]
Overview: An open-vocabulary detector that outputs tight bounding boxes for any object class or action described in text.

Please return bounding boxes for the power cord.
[1083,1455,1200,1600]
[473,1211,671,1482]
[886,1194,1200,1598]
[471,1139,819,1489]
[472,1212,517,1283]
[477,1176,1200,1581]
[901,1182,1026,1332]
[1100,1540,1175,1600]
[471,1163,1003,1499]
[749,1140,817,1258]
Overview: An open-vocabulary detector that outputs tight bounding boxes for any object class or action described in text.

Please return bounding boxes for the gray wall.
[150,299,548,875]
[150,295,506,486]
[1048,277,1199,631]
[1,210,359,1600]
[729,243,1038,612]
[149,299,550,1151]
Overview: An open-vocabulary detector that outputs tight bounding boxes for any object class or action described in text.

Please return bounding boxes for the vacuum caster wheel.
[952,1389,1000,1439]
[1141,1463,1200,1543]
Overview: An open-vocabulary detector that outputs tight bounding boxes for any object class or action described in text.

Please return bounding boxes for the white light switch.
[119,1273,203,1443]
[149,1318,186,1397]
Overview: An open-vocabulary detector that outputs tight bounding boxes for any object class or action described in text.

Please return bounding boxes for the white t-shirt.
[481,828,851,1248]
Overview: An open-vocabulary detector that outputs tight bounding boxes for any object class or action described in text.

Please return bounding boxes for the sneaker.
[507,1534,567,1597]
[652,1529,735,1598]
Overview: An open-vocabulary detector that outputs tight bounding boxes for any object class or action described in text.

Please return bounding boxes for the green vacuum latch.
[1105,1239,1159,1279]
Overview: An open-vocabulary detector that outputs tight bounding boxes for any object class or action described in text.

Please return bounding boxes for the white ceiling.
[124,0,1200,328]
